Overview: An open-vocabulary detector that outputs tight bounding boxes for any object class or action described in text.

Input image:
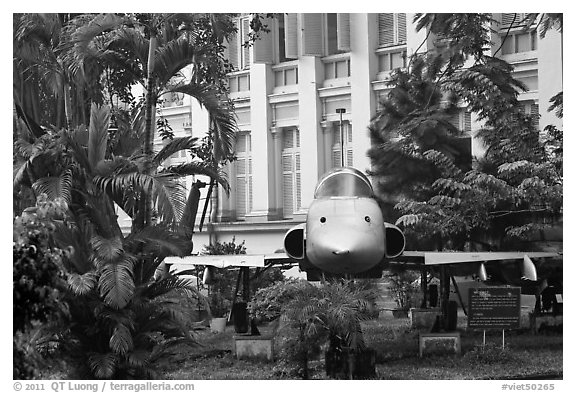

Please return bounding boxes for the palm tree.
[13,103,206,378]
[65,13,238,229]
[277,280,376,379]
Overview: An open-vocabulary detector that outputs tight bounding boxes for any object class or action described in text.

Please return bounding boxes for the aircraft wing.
[165,253,297,272]
[399,251,560,265]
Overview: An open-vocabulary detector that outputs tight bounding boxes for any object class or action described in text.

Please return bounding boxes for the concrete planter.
[234,335,274,361]
[410,308,441,329]
[419,332,461,357]
[210,317,227,333]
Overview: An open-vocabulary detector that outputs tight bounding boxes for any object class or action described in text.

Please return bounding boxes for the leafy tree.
[369,13,562,251]
[13,195,69,379]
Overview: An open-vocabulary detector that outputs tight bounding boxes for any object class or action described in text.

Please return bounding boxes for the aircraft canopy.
[314,167,373,198]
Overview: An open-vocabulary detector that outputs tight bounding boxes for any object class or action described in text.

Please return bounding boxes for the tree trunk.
[141,31,158,229]
[63,82,73,128]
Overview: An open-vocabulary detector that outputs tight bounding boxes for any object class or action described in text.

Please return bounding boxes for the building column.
[297,56,323,213]
[538,29,563,130]
[350,13,379,173]
[245,62,275,222]
[319,121,334,174]
[270,126,283,219]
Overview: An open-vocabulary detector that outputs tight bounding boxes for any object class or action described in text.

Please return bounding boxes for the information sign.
[467,287,521,330]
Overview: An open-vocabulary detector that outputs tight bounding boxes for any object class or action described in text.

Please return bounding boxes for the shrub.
[13,195,69,379]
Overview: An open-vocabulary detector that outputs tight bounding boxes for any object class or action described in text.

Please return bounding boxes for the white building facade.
[158,13,563,255]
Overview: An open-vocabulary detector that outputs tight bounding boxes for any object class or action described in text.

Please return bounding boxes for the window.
[378,13,407,48]
[234,133,253,220]
[332,121,353,168]
[277,15,287,63]
[324,57,351,79]
[448,110,472,135]
[519,101,540,129]
[227,16,251,70]
[281,128,301,218]
[326,13,351,55]
[500,30,538,54]
[378,50,407,72]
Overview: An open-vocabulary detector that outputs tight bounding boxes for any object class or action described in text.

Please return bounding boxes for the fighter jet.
[166,166,559,283]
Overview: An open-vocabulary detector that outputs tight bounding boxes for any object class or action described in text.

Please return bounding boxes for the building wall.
[159,13,563,255]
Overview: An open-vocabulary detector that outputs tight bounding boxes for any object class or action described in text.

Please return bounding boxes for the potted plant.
[208,292,230,333]
[385,270,420,318]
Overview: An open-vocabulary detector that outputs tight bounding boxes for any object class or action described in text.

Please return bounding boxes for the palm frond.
[60,128,92,174]
[151,173,186,225]
[154,36,202,88]
[88,104,111,171]
[87,352,118,379]
[67,271,98,296]
[93,172,153,196]
[98,256,135,310]
[125,350,151,369]
[164,161,230,192]
[109,323,134,356]
[153,136,198,165]
[124,226,191,259]
[64,13,127,78]
[90,235,124,265]
[171,81,238,160]
[140,275,196,300]
[31,169,73,205]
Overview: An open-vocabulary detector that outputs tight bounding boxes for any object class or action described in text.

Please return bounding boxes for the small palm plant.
[276,280,377,379]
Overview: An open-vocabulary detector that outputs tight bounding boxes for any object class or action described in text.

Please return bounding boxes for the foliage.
[13,195,69,379]
[13,13,243,379]
[368,13,562,251]
[384,270,421,310]
[249,279,313,323]
[250,280,376,379]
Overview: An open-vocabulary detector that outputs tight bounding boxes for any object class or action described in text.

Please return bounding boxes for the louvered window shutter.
[346,125,353,166]
[332,127,342,168]
[236,157,247,218]
[501,13,526,28]
[337,13,351,52]
[282,154,294,217]
[253,16,275,64]
[302,13,324,56]
[378,13,395,47]
[501,13,515,26]
[464,111,472,133]
[281,129,301,218]
[227,25,239,70]
[248,157,253,212]
[448,113,461,130]
[242,18,251,69]
[284,13,299,59]
[235,133,252,219]
[397,13,407,44]
[332,123,353,168]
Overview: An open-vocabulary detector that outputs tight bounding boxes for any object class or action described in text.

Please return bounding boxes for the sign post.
[468,287,521,349]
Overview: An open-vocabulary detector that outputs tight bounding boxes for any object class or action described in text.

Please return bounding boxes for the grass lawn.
[158,312,563,380]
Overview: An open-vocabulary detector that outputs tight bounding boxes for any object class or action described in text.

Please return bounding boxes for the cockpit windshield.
[314,167,374,198]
